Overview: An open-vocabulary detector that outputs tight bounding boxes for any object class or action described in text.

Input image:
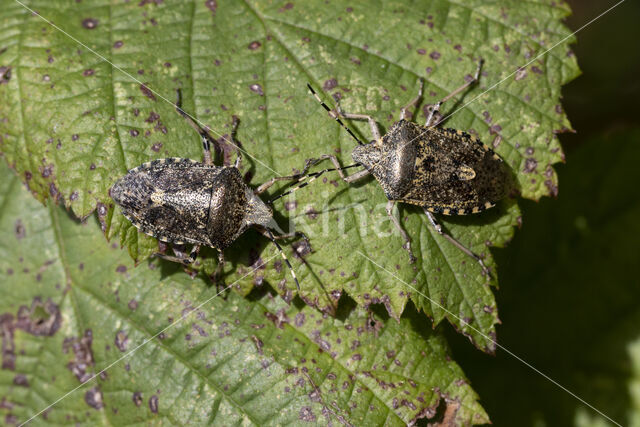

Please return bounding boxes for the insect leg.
[386,201,416,264]
[425,59,484,127]
[336,108,381,141]
[259,228,301,290]
[153,244,200,266]
[343,168,372,183]
[400,78,424,120]
[175,88,216,165]
[423,208,491,277]
[254,173,311,197]
[269,230,309,243]
[212,250,225,287]
[307,83,364,145]
[230,115,243,169]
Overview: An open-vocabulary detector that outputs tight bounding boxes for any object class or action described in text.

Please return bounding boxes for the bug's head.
[109,168,157,213]
[244,189,274,229]
[352,139,383,170]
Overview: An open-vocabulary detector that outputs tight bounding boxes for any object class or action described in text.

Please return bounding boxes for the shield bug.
[110,90,320,289]
[277,60,510,276]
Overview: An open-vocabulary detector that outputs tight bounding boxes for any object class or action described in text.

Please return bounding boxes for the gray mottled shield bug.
[110,90,322,290]
[276,60,510,276]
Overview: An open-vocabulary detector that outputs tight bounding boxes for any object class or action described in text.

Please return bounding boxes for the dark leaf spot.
[323,78,338,91]
[249,83,264,96]
[489,124,502,135]
[48,183,59,199]
[132,391,143,407]
[114,330,129,352]
[299,406,316,422]
[63,329,94,383]
[205,0,217,15]
[515,67,527,81]
[13,374,28,387]
[97,202,107,217]
[148,395,159,413]
[0,66,11,84]
[279,2,293,12]
[545,179,558,197]
[139,84,156,101]
[14,220,25,240]
[145,111,159,123]
[292,239,312,259]
[523,158,538,173]
[84,387,103,409]
[81,18,98,29]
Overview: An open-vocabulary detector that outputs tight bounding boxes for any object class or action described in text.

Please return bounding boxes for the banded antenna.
[269,163,360,204]
[307,83,364,146]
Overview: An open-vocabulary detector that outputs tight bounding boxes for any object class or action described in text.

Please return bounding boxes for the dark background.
[446,1,640,425]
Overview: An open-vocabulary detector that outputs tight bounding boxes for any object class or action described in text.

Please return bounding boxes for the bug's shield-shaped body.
[352,120,509,214]
[110,158,272,249]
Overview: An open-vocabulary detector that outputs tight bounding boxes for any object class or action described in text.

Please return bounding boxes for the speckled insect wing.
[111,158,222,247]
[402,127,509,214]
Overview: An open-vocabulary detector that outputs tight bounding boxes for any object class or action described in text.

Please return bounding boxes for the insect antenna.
[307,83,364,146]
[264,228,301,290]
[268,164,361,204]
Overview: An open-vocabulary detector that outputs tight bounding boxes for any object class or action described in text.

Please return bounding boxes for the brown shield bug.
[276,60,510,276]
[110,90,323,290]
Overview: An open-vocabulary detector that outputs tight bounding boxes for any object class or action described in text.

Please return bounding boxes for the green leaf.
[0,161,488,425]
[0,0,579,350]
